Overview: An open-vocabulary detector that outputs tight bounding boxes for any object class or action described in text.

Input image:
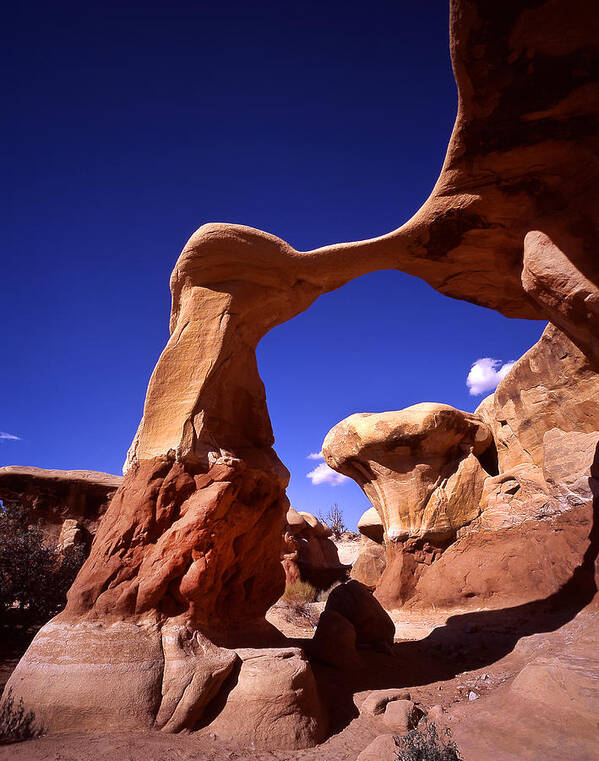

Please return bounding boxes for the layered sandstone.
[0,466,121,545]
[323,404,493,607]
[475,324,599,472]
[325,322,599,612]
[323,404,492,544]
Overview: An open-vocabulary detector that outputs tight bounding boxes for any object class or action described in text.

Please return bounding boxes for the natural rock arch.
[4,0,598,747]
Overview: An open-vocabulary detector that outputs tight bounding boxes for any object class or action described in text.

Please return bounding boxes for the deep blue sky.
[3,1,544,528]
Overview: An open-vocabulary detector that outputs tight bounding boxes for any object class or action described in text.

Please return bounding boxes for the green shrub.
[0,502,86,628]
[395,722,464,761]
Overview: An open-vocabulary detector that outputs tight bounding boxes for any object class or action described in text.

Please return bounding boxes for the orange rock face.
[64,456,287,639]
[476,324,599,472]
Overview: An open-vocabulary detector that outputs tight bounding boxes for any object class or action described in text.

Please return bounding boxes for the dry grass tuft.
[282,580,317,604]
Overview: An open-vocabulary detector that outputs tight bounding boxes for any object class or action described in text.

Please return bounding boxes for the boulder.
[351,536,387,590]
[361,688,411,717]
[357,734,399,761]
[309,609,361,670]
[383,699,420,731]
[315,580,395,654]
[425,704,447,729]
[57,519,85,554]
[155,625,238,733]
[357,507,384,543]
[206,647,326,749]
[285,507,308,532]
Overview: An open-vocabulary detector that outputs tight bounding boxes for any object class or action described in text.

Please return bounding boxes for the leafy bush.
[0,502,86,628]
[0,688,43,744]
[395,722,464,761]
[320,503,346,539]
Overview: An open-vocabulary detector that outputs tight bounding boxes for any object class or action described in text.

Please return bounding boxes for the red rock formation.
[0,466,121,545]
[281,508,346,591]
[4,0,599,746]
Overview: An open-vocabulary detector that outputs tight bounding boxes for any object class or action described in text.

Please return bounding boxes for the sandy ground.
[2,602,598,760]
[334,535,361,568]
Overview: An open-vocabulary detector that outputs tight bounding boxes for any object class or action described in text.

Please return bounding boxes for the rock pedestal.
[323,404,493,607]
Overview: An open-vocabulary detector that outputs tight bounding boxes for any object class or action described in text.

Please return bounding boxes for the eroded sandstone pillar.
[322,404,493,607]
[3,224,420,742]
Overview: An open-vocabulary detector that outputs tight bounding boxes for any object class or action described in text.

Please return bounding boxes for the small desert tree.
[321,503,346,539]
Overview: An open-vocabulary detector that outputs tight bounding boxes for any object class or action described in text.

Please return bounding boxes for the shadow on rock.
[307,444,599,738]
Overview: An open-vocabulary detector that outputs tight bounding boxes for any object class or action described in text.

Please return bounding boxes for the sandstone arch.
[4,0,598,747]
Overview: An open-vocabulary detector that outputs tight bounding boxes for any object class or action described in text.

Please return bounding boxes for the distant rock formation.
[0,466,122,547]
[282,508,346,590]
[351,508,386,590]
[323,404,493,544]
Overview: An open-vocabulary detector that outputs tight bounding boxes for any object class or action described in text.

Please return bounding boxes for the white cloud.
[0,431,21,441]
[467,358,515,396]
[306,462,348,487]
[307,452,323,460]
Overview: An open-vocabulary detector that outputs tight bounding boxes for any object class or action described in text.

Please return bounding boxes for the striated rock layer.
[0,466,122,546]
[476,324,599,472]
[4,0,599,746]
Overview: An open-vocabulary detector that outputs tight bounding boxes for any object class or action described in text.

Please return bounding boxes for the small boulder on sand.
[361,688,411,716]
[357,734,398,761]
[383,699,420,731]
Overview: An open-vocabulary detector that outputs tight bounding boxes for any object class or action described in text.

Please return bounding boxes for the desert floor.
[2,598,597,761]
